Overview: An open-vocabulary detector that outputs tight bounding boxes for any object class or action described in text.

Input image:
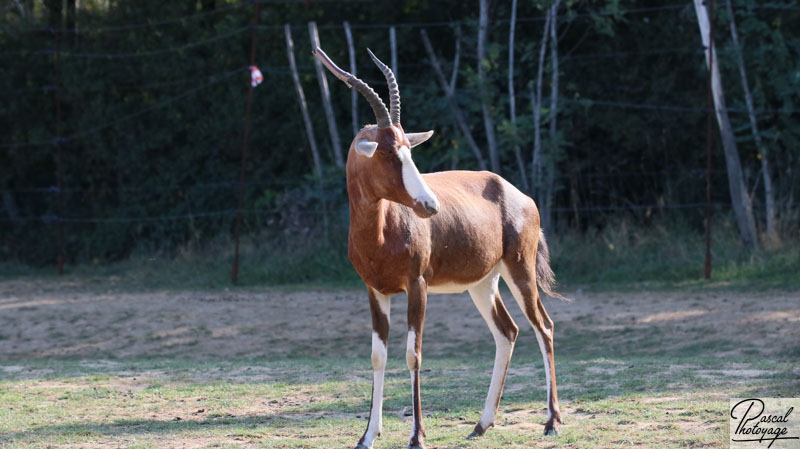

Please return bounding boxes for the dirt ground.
[1,279,798,361]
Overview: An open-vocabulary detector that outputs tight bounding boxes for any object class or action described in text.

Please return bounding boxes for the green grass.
[1,354,795,448]
[549,216,800,291]
[2,215,797,293]
[1,263,797,447]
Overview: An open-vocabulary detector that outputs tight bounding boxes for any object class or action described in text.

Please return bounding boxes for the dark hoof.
[354,445,371,449]
[543,426,558,436]
[467,422,490,439]
[408,445,425,449]
[466,430,482,439]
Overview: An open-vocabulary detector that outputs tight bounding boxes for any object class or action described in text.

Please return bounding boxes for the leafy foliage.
[0,0,798,264]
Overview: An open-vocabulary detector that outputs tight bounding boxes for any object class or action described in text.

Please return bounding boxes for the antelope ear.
[407,130,434,148]
[355,139,379,157]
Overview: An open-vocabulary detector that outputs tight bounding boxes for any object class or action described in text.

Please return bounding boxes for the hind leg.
[499,261,562,435]
[467,270,520,437]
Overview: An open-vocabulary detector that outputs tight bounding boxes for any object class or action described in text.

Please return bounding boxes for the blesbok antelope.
[312,46,568,449]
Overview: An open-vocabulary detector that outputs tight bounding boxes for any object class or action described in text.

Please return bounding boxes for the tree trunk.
[449,25,462,93]
[421,29,487,170]
[309,22,345,168]
[343,21,359,136]
[44,0,62,28]
[66,0,76,34]
[725,0,778,243]
[531,9,551,202]
[507,0,529,191]
[693,0,758,249]
[478,0,499,173]
[390,26,398,83]
[2,191,20,225]
[11,0,30,20]
[543,0,563,232]
[285,25,323,178]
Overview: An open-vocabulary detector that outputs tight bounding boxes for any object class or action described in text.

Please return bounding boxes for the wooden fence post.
[53,21,65,275]
[231,2,260,284]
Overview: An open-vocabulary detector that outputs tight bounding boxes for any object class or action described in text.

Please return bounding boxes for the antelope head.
[313,47,440,218]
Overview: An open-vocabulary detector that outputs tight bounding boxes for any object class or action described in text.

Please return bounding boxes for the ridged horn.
[312,47,391,129]
[366,48,401,125]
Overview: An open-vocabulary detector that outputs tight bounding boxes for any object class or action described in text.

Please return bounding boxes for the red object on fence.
[249,66,263,87]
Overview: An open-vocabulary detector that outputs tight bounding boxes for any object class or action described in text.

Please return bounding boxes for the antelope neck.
[347,173,388,244]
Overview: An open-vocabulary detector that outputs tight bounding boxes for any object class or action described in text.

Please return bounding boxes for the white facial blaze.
[397,146,440,213]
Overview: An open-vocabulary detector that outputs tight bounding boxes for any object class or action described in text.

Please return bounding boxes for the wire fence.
[1,1,787,149]
[0,167,734,225]
[1,0,791,270]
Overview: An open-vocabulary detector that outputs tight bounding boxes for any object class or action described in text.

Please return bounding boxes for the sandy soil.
[0,279,797,361]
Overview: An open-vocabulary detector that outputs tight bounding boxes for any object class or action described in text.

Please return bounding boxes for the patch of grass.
[0,355,796,449]
[1,215,797,292]
[1,278,796,448]
[549,215,800,291]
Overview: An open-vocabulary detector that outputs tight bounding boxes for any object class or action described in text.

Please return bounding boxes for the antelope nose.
[423,197,440,215]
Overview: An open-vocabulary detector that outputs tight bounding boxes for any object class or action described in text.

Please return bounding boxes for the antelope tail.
[536,230,571,302]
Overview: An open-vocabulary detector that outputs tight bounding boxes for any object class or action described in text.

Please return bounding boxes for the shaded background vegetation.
[0,0,798,283]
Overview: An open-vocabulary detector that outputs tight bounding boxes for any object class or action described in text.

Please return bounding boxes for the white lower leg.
[406,330,419,441]
[409,370,416,437]
[534,328,553,422]
[477,334,513,429]
[468,271,516,431]
[360,332,387,448]
[361,370,384,446]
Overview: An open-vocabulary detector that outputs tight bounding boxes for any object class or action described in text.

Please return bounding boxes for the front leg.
[406,276,427,449]
[355,288,391,449]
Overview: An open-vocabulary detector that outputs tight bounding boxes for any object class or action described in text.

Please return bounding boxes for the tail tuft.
[536,230,571,302]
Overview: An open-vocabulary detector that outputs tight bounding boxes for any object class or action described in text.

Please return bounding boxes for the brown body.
[350,165,536,296]
[312,47,565,449]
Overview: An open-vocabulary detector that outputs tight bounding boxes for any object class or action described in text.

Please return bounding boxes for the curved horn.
[313,47,391,129]
[367,48,401,125]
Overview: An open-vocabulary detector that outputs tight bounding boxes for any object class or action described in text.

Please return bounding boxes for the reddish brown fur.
[315,44,565,448]
[348,123,564,445]
[347,124,540,295]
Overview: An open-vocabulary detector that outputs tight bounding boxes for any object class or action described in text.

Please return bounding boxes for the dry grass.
[1,279,798,448]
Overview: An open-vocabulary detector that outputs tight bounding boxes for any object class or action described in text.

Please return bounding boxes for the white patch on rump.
[397,145,439,212]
